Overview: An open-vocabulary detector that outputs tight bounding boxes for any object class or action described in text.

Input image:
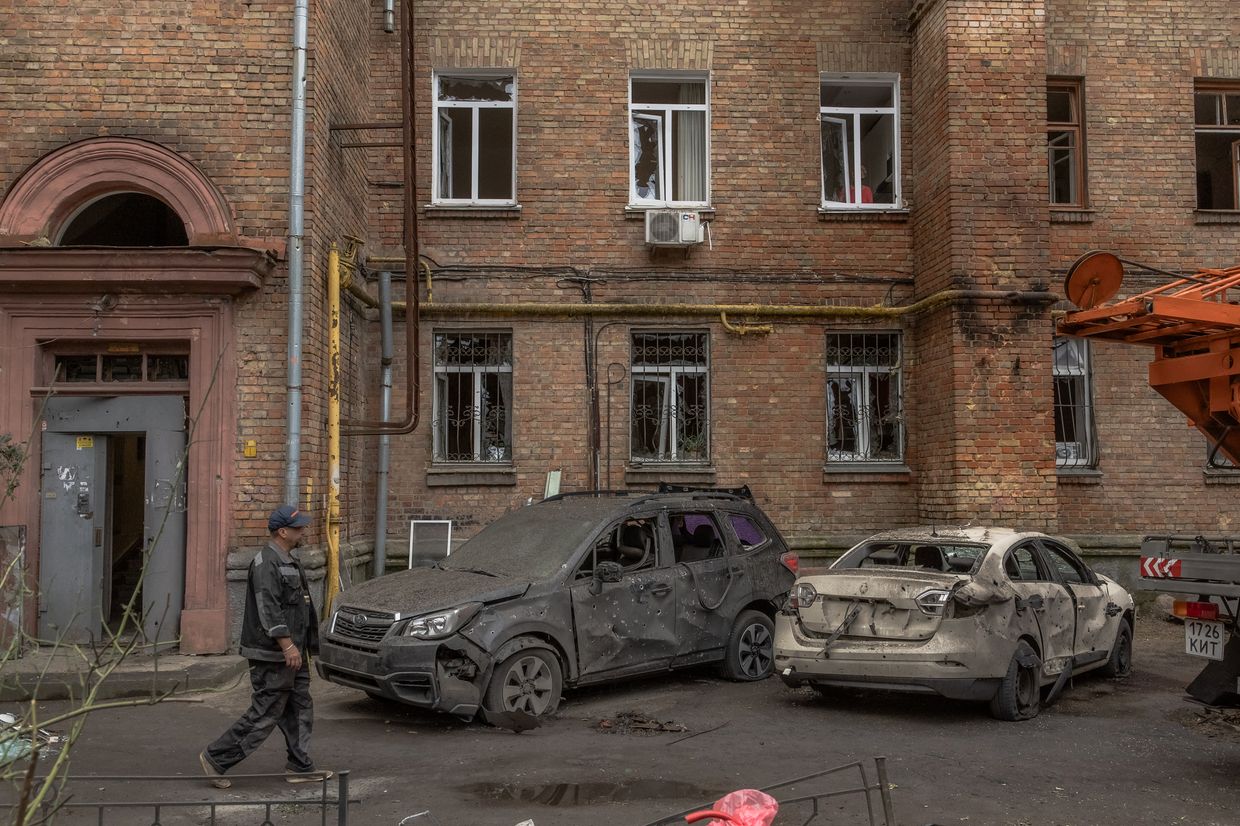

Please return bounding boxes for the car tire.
[484,646,562,718]
[721,610,775,682]
[1100,619,1133,678]
[990,640,1042,721]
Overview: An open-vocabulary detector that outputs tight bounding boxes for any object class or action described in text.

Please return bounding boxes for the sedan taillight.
[789,581,817,610]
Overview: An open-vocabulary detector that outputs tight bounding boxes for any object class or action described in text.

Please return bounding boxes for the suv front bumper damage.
[317,633,492,719]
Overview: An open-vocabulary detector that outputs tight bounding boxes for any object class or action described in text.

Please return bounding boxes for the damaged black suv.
[316,487,797,721]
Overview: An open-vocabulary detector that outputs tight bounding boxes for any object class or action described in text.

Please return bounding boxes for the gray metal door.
[38,432,108,642]
[40,396,187,646]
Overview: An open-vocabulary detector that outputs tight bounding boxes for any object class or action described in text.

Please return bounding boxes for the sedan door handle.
[650,583,672,597]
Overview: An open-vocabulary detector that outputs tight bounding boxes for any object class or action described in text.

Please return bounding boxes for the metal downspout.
[383,0,394,33]
[283,0,310,504]
[325,245,342,615]
[373,271,394,577]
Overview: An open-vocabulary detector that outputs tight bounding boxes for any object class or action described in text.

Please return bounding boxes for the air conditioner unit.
[645,210,704,246]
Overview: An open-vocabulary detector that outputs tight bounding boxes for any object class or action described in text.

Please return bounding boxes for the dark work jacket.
[239,542,320,662]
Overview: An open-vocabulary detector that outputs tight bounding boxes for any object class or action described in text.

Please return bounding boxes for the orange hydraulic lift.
[1057,251,1240,466]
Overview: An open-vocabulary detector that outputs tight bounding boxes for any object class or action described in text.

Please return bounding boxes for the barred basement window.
[433,332,513,463]
[631,332,710,463]
[826,332,904,462]
[1053,336,1097,469]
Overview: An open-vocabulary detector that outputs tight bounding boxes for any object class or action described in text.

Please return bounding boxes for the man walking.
[200,505,329,787]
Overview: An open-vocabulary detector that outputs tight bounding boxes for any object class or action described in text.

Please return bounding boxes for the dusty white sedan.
[774,527,1134,720]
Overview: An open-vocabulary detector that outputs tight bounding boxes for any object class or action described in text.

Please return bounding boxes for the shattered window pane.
[102,355,142,382]
[826,332,903,463]
[433,331,513,463]
[1042,544,1087,584]
[582,518,657,575]
[670,512,724,562]
[821,77,899,208]
[1004,547,1041,581]
[148,355,188,381]
[55,355,97,382]
[434,74,516,203]
[631,332,709,463]
[629,77,708,205]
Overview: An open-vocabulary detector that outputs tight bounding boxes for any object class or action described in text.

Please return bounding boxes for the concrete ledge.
[0,651,247,702]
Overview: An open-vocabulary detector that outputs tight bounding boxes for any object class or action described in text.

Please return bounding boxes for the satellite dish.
[1064,250,1124,309]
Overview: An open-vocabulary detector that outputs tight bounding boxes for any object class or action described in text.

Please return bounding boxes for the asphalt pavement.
[5,618,1239,826]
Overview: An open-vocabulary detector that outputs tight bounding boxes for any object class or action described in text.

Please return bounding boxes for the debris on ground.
[0,711,66,765]
[596,711,687,735]
[1182,704,1240,738]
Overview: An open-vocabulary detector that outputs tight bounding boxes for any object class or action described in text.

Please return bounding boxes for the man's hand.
[278,638,302,669]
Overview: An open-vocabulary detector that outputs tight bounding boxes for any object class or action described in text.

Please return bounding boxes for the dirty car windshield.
[835,542,988,574]
[439,502,606,581]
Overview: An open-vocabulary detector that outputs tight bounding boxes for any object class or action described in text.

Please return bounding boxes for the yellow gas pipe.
[324,244,341,617]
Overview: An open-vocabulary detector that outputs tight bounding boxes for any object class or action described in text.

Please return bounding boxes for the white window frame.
[1052,336,1096,469]
[630,331,710,463]
[826,332,904,463]
[432,331,514,463]
[1193,85,1240,211]
[431,71,517,206]
[820,74,902,210]
[628,72,711,208]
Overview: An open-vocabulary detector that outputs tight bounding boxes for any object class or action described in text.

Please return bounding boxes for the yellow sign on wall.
[75,436,94,450]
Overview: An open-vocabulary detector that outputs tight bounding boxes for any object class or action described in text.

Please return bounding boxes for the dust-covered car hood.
[334,567,530,617]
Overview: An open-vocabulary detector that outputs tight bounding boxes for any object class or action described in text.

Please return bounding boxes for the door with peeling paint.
[38,432,109,642]
[38,396,187,647]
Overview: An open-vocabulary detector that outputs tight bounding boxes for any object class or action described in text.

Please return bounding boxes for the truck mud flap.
[1187,633,1240,707]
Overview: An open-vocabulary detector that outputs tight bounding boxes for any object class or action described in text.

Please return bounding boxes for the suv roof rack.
[657,482,754,501]
[540,490,635,503]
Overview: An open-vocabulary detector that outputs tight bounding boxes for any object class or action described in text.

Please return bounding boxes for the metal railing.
[1,770,352,824]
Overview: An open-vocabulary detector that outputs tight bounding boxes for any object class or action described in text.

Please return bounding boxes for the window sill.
[426,464,517,486]
[822,463,911,483]
[1056,468,1102,484]
[1050,208,1095,223]
[1204,469,1240,484]
[625,206,715,220]
[1194,210,1240,225]
[422,204,522,219]
[817,208,908,223]
[624,464,716,485]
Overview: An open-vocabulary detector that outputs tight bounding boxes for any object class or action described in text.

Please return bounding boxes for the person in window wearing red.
[834,165,874,204]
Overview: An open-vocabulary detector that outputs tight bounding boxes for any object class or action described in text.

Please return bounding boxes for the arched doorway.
[0,137,272,654]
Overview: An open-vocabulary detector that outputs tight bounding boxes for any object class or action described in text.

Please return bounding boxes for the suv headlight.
[402,602,482,639]
[915,589,951,616]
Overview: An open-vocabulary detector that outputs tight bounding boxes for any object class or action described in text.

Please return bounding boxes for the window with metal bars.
[432,332,513,463]
[630,331,710,463]
[826,332,904,462]
[1053,336,1097,469]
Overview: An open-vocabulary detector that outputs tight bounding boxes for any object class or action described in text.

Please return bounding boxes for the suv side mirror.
[589,561,623,595]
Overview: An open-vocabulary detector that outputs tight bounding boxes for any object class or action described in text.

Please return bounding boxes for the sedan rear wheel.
[990,640,1042,721]
[485,648,562,717]
[722,610,775,681]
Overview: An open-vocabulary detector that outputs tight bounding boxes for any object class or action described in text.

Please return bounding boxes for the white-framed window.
[826,332,904,462]
[1194,84,1240,210]
[432,331,513,463]
[432,73,516,205]
[1053,336,1097,469]
[631,331,710,463]
[629,74,709,207]
[820,74,901,209]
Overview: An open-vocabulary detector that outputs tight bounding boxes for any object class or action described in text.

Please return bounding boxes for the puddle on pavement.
[461,779,721,807]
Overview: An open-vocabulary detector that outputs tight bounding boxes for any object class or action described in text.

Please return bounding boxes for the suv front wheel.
[485,647,563,717]
[721,610,775,681]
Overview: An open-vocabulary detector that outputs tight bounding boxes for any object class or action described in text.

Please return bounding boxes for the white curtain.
[676,84,706,202]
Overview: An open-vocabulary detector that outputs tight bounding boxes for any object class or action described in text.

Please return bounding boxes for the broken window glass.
[55,355,97,382]
[631,332,709,463]
[1194,86,1240,210]
[148,355,189,382]
[434,74,516,203]
[629,77,708,205]
[821,77,900,208]
[826,332,903,463]
[101,355,142,382]
[670,512,724,563]
[1052,336,1095,469]
[433,331,513,463]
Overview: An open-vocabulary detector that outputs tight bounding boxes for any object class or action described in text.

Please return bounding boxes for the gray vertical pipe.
[383,0,394,33]
[283,0,310,505]
[373,272,394,576]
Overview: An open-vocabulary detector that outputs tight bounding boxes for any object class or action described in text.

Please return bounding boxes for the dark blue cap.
[268,504,311,533]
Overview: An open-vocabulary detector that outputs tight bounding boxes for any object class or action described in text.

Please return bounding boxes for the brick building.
[1,0,1238,652]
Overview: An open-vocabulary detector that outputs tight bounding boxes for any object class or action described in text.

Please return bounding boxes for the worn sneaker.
[285,769,332,784]
[199,752,231,789]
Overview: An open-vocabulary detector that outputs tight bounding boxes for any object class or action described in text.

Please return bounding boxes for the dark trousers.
[205,659,314,774]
